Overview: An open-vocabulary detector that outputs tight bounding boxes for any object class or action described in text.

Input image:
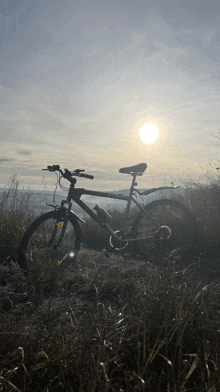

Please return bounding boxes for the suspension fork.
[47,201,72,247]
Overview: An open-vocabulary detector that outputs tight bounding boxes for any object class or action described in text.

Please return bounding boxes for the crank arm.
[124,235,155,242]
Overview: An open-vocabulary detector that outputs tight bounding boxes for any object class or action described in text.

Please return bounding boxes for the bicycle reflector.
[57,251,75,266]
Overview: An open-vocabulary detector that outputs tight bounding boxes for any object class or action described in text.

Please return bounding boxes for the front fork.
[47,200,72,248]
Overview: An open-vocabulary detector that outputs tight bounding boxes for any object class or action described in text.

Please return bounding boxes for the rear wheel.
[18,209,82,271]
[131,199,200,257]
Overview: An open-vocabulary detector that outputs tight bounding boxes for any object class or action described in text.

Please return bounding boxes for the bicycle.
[18,163,200,270]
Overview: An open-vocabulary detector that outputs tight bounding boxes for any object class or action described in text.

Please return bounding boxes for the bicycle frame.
[60,172,179,243]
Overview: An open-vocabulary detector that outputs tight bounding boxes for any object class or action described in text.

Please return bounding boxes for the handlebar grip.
[42,166,54,171]
[81,173,94,179]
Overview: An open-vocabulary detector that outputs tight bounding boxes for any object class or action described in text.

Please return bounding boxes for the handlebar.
[42,165,94,181]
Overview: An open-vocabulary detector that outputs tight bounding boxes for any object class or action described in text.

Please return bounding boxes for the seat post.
[130,172,137,193]
[122,173,137,231]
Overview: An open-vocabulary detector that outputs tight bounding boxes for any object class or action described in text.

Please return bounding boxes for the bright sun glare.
[139,123,159,144]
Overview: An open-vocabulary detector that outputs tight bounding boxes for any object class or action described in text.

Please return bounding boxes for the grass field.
[0,175,220,391]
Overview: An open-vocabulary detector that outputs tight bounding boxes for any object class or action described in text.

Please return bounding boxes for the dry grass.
[1,250,220,391]
[1,175,220,390]
[175,170,220,255]
[0,175,35,248]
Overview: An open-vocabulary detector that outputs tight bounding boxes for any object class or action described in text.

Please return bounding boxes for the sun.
[139,123,159,144]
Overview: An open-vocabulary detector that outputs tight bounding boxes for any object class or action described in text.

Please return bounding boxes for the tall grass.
[0,175,35,247]
[176,170,220,254]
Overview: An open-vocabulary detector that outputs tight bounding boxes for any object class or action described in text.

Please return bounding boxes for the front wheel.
[130,199,200,257]
[18,209,82,271]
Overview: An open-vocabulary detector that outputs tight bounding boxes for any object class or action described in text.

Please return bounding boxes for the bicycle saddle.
[119,163,147,174]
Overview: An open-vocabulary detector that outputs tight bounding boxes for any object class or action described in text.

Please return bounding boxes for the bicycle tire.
[130,199,200,256]
[18,209,82,271]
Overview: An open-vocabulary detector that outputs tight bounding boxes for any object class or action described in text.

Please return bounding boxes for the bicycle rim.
[131,199,199,256]
[18,210,82,270]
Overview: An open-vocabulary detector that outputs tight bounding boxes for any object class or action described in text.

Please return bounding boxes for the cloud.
[1,0,220,189]
[17,150,32,155]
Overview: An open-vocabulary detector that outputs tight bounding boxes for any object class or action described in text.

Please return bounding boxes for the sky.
[1,0,220,191]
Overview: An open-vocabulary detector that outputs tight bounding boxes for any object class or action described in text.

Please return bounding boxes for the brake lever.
[42,165,60,171]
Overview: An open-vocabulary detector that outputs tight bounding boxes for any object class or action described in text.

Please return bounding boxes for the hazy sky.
[1,0,220,191]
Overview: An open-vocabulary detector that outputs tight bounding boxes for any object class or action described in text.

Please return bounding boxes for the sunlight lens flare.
[139,123,159,144]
